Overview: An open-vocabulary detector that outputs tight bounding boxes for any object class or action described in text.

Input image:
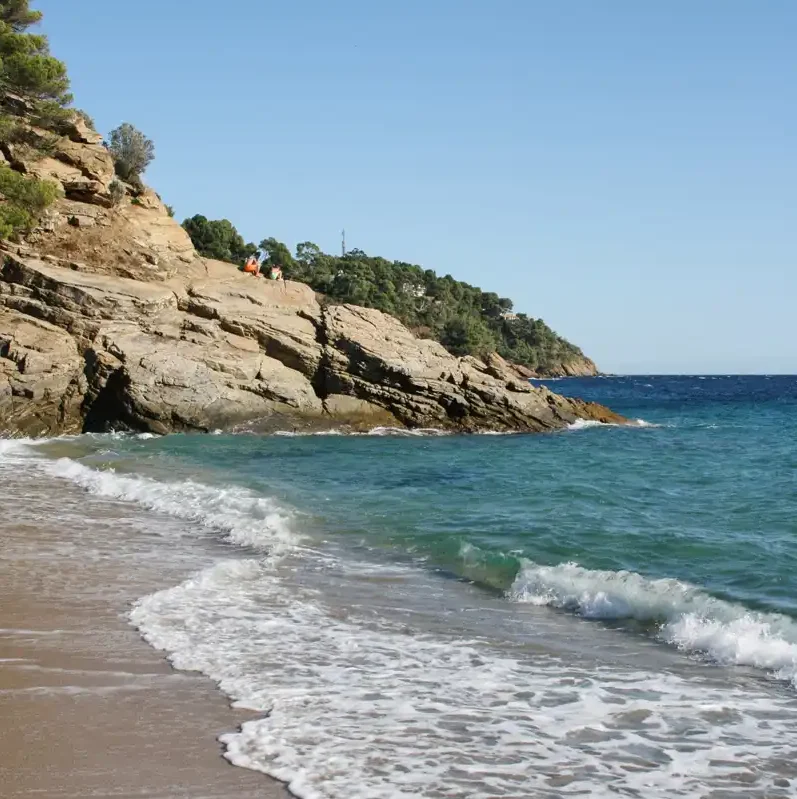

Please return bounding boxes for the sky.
[37,0,796,373]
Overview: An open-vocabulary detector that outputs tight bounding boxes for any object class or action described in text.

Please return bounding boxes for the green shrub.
[108,179,125,206]
[0,112,19,140]
[107,123,154,182]
[182,214,256,265]
[0,164,60,212]
[0,202,31,238]
[0,164,61,238]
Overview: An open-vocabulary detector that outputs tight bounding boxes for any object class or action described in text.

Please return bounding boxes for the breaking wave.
[131,556,797,799]
[510,560,797,685]
[567,418,659,430]
[43,456,298,552]
[272,426,449,437]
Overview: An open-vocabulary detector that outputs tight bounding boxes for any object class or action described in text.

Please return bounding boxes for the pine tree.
[0,2,66,239]
[0,1,71,106]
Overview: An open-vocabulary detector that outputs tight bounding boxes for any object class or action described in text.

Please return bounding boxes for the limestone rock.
[538,357,600,378]
[0,309,84,435]
[61,114,104,146]
[0,119,620,436]
[318,304,618,432]
[53,136,115,188]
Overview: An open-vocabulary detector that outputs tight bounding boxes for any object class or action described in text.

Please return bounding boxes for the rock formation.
[0,115,622,436]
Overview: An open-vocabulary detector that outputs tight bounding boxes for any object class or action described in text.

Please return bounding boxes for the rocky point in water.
[0,108,622,436]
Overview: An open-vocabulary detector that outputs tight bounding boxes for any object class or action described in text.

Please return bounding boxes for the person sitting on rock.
[243,254,260,275]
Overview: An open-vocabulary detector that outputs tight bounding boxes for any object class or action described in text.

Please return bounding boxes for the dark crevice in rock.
[81,352,139,433]
[308,305,333,403]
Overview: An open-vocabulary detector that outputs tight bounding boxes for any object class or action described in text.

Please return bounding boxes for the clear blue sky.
[37,0,795,373]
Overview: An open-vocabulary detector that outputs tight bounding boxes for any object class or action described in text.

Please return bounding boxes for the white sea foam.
[274,428,346,437]
[44,458,298,551]
[132,557,797,799]
[272,426,448,438]
[0,432,159,458]
[510,560,797,685]
[366,426,448,437]
[9,434,797,796]
[0,437,34,457]
[567,418,614,430]
[567,418,660,431]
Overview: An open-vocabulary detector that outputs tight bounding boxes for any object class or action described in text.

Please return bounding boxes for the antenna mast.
[341,229,346,257]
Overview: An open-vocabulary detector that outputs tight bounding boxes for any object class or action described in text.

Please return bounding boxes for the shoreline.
[0,462,288,799]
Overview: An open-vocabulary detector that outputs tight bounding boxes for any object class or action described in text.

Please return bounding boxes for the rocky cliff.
[0,115,622,436]
[513,357,600,379]
[537,358,600,378]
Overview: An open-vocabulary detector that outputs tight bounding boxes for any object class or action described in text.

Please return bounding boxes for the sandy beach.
[0,460,288,799]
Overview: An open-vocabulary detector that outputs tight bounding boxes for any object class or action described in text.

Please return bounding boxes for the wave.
[272,429,345,437]
[567,419,615,430]
[2,435,296,553]
[0,431,157,453]
[132,556,797,799]
[567,418,660,430]
[368,426,448,437]
[0,438,34,457]
[272,426,449,438]
[42,457,299,552]
[510,560,797,685]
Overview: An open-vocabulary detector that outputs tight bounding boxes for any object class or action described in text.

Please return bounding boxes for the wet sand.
[0,463,288,798]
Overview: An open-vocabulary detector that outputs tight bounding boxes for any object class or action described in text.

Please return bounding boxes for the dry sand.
[0,464,289,799]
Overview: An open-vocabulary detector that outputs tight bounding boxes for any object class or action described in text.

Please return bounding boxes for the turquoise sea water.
[4,375,797,798]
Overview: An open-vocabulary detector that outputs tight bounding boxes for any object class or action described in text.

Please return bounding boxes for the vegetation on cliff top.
[182,215,257,265]
[182,216,584,373]
[0,2,156,238]
[0,1,587,374]
[107,122,154,188]
[0,0,71,238]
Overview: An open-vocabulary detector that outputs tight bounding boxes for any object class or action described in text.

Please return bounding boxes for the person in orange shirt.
[243,254,260,275]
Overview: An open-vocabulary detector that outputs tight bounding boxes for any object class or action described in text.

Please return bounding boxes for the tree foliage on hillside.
[2,0,42,31]
[0,3,70,106]
[182,214,257,265]
[0,163,60,237]
[181,216,582,371]
[284,245,584,370]
[107,122,154,184]
[0,1,67,238]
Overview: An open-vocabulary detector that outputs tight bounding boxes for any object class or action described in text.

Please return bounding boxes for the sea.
[2,375,797,798]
